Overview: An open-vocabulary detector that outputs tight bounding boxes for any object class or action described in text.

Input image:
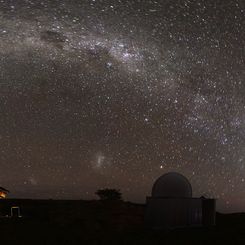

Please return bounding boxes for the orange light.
[0,192,6,198]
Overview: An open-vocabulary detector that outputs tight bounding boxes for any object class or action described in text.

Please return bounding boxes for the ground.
[0,199,244,244]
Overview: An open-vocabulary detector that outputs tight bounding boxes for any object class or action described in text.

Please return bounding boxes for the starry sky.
[0,0,245,212]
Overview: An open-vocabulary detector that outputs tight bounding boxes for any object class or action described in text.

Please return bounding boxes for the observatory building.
[145,172,216,229]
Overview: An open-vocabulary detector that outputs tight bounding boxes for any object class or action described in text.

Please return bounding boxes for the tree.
[95,188,122,201]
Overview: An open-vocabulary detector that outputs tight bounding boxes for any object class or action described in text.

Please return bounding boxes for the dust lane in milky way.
[0,0,245,212]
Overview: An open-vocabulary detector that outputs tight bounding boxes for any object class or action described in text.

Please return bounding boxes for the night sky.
[0,0,245,212]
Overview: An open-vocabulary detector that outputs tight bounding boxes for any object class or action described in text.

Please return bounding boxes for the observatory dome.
[152,172,192,198]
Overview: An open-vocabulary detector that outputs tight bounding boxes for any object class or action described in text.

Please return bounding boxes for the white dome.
[152,172,192,198]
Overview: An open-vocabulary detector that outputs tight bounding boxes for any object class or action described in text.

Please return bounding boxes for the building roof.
[152,172,192,198]
[0,187,9,193]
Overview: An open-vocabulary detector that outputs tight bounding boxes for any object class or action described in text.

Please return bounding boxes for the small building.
[145,172,216,229]
[0,187,9,199]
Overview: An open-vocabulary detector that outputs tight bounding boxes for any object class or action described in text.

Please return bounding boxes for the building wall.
[145,197,204,229]
[202,199,216,226]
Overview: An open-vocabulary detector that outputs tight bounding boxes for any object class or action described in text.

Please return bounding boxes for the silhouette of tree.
[95,188,122,201]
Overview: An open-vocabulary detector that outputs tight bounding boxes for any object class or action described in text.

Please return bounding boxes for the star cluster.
[0,0,245,212]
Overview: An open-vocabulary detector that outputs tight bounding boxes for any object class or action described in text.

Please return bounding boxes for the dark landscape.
[0,199,244,245]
